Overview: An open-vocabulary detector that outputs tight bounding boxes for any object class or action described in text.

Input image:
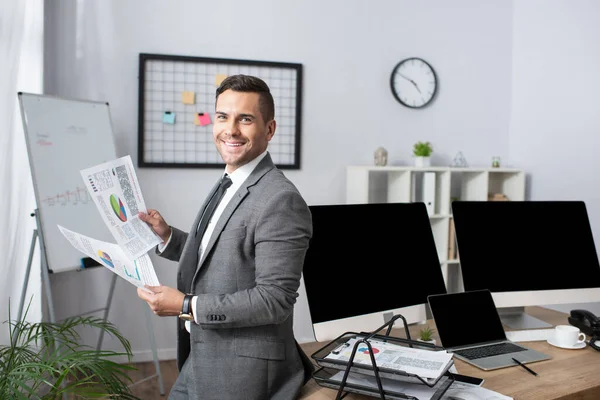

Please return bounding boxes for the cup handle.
[578,333,586,343]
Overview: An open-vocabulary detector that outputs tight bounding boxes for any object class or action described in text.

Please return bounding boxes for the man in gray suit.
[138,75,314,399]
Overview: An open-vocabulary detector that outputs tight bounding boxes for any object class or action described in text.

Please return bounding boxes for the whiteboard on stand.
[18,92,118,273]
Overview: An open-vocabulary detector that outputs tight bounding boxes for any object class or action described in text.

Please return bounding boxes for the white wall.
[40,0,600,360]
[510,1,600,317]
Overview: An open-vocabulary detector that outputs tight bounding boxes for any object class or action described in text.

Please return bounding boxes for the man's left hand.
[137,285,186,317]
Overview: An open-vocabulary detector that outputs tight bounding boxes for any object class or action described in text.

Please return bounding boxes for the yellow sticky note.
[215,74,228,87]
[182,91,195,105]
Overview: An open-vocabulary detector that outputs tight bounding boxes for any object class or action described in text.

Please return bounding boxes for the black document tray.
[313,366,454,400]
[309,314,455,399]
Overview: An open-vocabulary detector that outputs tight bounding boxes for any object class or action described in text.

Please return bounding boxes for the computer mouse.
[446,390,482,400]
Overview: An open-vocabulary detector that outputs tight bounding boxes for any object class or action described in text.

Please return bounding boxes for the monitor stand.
[498,307,552,329]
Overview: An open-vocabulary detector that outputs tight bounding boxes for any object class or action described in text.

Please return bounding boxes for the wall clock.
[390,57,438,109]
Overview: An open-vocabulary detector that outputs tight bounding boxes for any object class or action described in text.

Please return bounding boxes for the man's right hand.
[139,209,172,243]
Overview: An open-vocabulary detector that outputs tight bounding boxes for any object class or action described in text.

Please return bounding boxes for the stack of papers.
[442,382,513,400]
[316,369,513,400]
[58,155,161,292]
[314,335,514,399]
[322,336,454,386]
[321,371,452,400]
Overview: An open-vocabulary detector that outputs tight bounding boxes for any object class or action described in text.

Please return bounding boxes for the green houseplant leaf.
[418,325,435,341]
[0,299,140,399]
[413,141,433,157]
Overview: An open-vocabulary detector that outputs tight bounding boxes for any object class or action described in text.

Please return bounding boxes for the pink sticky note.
[196,113,211,126]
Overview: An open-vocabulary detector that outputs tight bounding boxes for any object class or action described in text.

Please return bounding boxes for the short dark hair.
[215,74,275,121]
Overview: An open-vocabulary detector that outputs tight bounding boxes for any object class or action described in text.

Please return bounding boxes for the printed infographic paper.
[58,154,161,290]
[80,155,161,259]
[58,225,159,292]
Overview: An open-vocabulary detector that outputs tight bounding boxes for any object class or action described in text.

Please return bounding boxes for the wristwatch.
[179,294,194,321]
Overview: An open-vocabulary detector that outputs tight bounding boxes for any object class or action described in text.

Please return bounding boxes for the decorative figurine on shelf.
[451,151,468,167]
[492,156,501,168]
[488,193,509,201]
[374,146,388,166]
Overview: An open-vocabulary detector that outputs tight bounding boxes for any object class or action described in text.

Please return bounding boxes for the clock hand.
[398,73,422,94]
[397,72,413,82]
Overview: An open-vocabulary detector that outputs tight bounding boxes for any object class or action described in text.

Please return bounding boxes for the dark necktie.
[195,174,233,239]
[188,174,232,293]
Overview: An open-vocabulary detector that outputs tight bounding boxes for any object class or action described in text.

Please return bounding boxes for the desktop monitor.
[452,200,600,329]
[302,202,448,342]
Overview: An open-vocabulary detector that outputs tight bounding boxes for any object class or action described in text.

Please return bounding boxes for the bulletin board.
[137,53,303,169]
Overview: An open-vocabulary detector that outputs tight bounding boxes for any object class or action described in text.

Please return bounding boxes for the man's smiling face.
[213,90,275,173]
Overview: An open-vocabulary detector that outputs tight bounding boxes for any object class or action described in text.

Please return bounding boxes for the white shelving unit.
[346,166,525,292]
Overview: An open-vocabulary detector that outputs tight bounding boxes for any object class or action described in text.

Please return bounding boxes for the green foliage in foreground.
[0,301,140,399]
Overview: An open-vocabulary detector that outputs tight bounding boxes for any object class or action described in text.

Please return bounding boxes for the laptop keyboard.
[454,342,527,360]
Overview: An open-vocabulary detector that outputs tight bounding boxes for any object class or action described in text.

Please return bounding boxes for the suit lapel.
[197,185,247,268]
[190,154,275,286]
[177,179,222,291]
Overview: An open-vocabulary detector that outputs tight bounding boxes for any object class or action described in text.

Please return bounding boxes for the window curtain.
[0,0,44,345]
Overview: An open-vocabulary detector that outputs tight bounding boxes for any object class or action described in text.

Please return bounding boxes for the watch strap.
[181,294,193,315]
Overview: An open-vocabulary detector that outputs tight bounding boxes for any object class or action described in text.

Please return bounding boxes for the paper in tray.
[311,332,454,387]
[313,367,454,400]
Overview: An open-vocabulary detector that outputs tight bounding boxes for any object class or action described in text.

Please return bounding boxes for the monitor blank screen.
[452,201,600,296]
[302,202,447,341]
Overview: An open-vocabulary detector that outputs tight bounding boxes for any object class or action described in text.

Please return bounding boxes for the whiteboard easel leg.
[14,229,39,347]
[41,253,56,323]
[25,212,64,399]
[17,229,38,324]
[96,274,117,351]
[144,306,165,395]
[32,209,56,323]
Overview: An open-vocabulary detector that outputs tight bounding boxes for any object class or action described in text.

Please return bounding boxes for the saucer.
[547,338,586,350]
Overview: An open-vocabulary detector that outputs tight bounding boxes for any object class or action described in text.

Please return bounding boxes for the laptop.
[427,289,551,371]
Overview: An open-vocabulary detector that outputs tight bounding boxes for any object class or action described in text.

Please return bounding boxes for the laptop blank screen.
[428,290,507,348]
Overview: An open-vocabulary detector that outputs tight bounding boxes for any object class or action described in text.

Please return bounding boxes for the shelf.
[346,165,525,292]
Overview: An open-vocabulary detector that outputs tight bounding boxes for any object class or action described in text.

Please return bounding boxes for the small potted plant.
[417,325,437,346]
[413,141,433,167]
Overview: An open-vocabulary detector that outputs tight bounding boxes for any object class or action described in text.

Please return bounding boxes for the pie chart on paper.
[97,250,114,268]
[358,346,380,355]
[109,194,127,222]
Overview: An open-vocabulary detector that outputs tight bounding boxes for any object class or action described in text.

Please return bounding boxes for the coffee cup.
[554,325,586,347]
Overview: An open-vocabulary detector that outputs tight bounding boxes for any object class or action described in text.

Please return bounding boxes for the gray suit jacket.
[159,154,314,400]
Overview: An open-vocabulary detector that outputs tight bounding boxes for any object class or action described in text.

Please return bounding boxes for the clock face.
[390,58,438,109]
